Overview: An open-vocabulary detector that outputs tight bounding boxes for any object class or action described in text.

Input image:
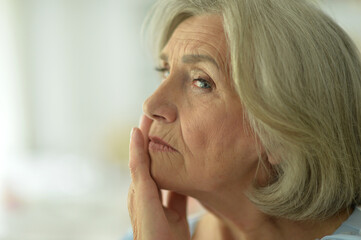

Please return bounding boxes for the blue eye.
[193,79,212,89]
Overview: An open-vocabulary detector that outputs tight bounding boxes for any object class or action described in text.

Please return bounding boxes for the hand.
[127,115,190,240]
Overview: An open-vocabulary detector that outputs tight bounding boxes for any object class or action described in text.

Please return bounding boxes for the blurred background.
[0,0,360,239]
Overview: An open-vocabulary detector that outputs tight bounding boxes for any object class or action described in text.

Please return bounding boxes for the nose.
[143,81,177,123]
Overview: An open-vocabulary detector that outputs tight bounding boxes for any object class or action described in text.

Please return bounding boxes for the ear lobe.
[254,134,282,165]
[259,144,281,166]
[255,151,278,187]
[267,153,281,165]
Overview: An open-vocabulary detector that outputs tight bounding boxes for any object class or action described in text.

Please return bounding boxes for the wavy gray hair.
[143,0,361,220]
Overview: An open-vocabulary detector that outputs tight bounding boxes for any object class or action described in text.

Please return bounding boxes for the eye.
[193,79,213,90]
[155,67,170,80]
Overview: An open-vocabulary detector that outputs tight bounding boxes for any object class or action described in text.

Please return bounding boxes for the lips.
[148,136,178,152]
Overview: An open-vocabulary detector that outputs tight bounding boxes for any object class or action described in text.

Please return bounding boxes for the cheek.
[181,108,225,155]
[182,120,210,151]
[181,98,217,150]
[181,108,235,173]
[181,104,259,189]
[183,104,247,155]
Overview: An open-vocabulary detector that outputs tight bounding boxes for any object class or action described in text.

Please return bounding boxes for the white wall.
[320,0,361,44]
[0,0,26,236]
[16,0,159,155]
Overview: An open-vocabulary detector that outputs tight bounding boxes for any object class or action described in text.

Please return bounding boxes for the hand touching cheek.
[127,115,190,240]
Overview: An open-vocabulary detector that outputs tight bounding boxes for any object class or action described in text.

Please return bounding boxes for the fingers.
[139,114,153,134]
[127,182,135,219]
[129,127,151,182]
[128,126,191,239]
[139,115,153,150]
[128,127,169,237]
[167,192,188,220]
[128,126,162,207]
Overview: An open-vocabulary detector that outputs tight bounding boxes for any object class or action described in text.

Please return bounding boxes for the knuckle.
[127,185,135,203]
[129,164,139,176]
[127,184,137,214]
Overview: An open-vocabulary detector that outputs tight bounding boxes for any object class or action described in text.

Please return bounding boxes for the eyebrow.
[160,53,219,69]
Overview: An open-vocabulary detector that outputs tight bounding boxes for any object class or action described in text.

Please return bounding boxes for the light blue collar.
[321,207,361,240]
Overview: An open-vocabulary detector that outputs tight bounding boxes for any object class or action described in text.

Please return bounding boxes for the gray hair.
[143,0,361,220]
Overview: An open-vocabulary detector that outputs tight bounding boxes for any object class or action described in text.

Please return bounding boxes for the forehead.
[162,15,228,65]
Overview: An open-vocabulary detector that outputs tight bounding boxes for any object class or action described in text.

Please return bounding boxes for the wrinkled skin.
[128,14,261,240]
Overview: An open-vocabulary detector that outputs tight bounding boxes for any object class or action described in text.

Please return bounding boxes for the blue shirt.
[122,207,361,240]
[321,207,361,240]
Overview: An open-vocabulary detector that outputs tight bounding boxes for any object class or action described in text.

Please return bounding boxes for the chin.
[149,159,172,188]
[149,162,190,193]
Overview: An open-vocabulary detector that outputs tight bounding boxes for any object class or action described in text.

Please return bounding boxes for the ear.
[254,149,278,187]
[256,140,281,166]
[266,152,281,165]
[247,123,282,166]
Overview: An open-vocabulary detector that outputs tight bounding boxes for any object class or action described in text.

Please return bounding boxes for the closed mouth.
[148,136,178,152]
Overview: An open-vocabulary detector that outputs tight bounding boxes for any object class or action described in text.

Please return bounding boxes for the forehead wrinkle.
[164,37,227,71]
[186,38,227,72]
[160,40,189,66]
[182,54,219,70]
[174,26,226,46]
[159,16,230,80]
[176,28,224,39]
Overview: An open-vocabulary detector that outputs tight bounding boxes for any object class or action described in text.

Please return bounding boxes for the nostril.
[153,114,166,121]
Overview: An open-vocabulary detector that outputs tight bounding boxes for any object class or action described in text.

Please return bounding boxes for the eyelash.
[154,67,214,91]
[192,78,212,90]
[155,67,170,79]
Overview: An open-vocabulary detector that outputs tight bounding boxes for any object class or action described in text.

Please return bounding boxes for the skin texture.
[128,15,351,240]
[128,118,190,240]
[145,15,264,195]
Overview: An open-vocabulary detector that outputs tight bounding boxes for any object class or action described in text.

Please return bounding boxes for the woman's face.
[144,15,262,194]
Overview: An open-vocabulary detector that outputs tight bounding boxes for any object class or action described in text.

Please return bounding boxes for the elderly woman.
[125,0,361,239]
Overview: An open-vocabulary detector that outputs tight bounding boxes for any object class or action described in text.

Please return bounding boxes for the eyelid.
[191,69,216,89]
[192,78,213,91]
[155,66,170,80]
[154,65,217,91]
[155,67,169,72]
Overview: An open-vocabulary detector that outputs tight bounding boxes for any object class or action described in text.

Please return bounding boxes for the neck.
[186,187,352,240]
